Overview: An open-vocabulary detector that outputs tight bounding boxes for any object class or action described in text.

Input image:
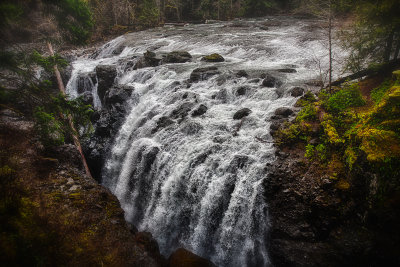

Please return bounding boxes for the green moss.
[296,103,317,122]
[371,79,392,104]
[295,91,316,107]
[202,53,224,62]
[324,82,366,113]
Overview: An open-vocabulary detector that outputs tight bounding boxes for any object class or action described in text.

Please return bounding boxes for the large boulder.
[190,67,220,82]
[201,53,225,62]
[163,51,192,63]
[262,75,281,88]
[290,87,305,97]
[233,108,252,120]
[96,65,117,103]
[134,51,162,70]
[168,248,216,267]
[104,84,135,109]
[235,86,249,96]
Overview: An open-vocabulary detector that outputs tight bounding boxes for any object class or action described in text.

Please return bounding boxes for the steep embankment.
[0,108,166,266]
[1,107,215,266]
[265,71,400,266]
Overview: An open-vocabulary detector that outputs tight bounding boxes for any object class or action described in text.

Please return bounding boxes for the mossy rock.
[201,53,225,62]
[393,70,400,80]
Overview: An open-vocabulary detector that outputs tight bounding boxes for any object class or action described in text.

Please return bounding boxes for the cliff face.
[0,108,165,266]
[265,73,400,267]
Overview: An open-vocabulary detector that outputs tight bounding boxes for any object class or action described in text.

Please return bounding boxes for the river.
[66,16,344,267]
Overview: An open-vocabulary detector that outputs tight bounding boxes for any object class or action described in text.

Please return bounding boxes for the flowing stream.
[66,16,344,267]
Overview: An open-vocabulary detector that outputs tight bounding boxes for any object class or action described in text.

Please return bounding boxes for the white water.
[67,17,345,266]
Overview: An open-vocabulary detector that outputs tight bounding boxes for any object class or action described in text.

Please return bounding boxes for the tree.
[0,0,94,178]
[341,0,400,72]
[297,0,336,93]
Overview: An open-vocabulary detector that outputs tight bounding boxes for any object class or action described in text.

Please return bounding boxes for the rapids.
[66,16,345,266]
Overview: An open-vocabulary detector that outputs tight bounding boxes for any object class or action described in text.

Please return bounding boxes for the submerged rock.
[235,86,249,96]
[189,67,220,82]
[233,108,252,120]
[152,116,174,134]
[278,68,297,73]
[201,53,225,62]
[236,70,249,78]
[262,75,281,88]
[191,104,208,117]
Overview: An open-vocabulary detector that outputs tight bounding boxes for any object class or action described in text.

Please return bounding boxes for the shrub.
[324,82,366,113]
[305,144,315,159]
[296,104,317,122]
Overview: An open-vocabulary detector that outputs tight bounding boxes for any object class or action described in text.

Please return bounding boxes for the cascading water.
[67,17,345,266]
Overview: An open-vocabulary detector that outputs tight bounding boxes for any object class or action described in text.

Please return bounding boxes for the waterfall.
[66,16,345,266]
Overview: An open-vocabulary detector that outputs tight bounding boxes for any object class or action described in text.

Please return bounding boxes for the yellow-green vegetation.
[202,53,225,62]
[276,70,400,195]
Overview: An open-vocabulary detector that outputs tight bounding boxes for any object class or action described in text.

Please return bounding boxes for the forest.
[1,0,400,266]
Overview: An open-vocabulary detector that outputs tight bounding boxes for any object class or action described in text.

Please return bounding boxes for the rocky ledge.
[264,143,400,267]
[0,108,214,267]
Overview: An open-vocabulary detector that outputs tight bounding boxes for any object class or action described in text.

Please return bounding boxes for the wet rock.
[236,70,249,78]
[274,107,293,117]
[134,51,162,69]
[77,71,96,94]
[262,75,281,87]
[216,88,228,102]
[163,51,192,63]
[227,155,250,172]
[233,108,252,120]
[112,45,126,55]
[152,116,174,134]
[290,87,305,97]
[81,91,94,106]
[278,68,297,73]
[191,104,208,117]
[201,53,225,62]
[104,84,134,108]
[168,248,216,267]
[189,67,220,82]
[216,74,227,85]
[271,115,284,120]
[96,65,117,102]
[180,121,203,135]
[171,102,194,120]
[235,86,249,96]
[270,122,281,131]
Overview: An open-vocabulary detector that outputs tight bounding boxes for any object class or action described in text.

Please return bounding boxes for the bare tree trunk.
[47,41,93,179]
[394,33,400,59]
[328,0,332,94]
[383,29,395,62]
[217,0,220,20]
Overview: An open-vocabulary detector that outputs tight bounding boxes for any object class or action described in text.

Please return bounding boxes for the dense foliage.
[276,71,400,200]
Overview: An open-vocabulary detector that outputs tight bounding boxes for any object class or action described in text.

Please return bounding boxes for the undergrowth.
[275,70,400,193]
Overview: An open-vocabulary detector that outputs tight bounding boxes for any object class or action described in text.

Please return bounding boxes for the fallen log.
[331,59,400,86]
